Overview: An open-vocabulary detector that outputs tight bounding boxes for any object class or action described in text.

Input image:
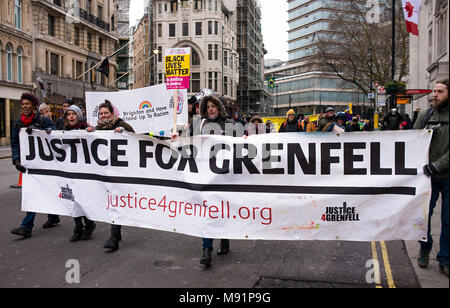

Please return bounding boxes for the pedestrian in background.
[278,109,303,133]
[318,107,336,132]
[10,93,60,239]
[414,79,449,277]
[55,99,74,130]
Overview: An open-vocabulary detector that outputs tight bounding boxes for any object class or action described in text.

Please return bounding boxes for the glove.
[46,128,52,135]
[26,126,34,135]
[423,163,438,177]
[15,161,27,174]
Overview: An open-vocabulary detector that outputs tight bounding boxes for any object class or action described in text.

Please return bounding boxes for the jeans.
[420,178,449,266]
[203,238,214,249]
[21,212,59,231]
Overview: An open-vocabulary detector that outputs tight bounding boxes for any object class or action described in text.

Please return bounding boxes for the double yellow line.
[371,241,396,288]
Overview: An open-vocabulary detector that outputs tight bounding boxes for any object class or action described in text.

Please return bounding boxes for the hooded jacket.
[193,95,234,136]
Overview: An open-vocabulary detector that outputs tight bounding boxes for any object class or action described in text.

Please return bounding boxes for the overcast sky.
[129,0,288,61]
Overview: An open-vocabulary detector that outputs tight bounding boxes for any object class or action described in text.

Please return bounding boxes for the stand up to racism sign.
[165,48,191,90]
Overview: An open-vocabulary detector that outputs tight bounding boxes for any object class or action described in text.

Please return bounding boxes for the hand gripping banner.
[20,129,432,241]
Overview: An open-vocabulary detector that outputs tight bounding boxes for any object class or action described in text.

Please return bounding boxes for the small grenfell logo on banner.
[321,202,360,222]
[59,185,75,202]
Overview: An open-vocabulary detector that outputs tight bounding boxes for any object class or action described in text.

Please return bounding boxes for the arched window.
[17,47,23,83]
[6,43,13,82]
[14,0,22,30]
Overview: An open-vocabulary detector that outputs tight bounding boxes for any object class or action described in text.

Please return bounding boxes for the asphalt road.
[0,158,420,288]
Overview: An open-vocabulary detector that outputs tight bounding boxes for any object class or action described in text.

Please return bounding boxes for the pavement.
[0,151,448,288]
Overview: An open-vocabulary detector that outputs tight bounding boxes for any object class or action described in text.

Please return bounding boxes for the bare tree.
[312,0,409,96]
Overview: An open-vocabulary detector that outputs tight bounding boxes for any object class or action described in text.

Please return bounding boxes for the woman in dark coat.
[87,100,135,252]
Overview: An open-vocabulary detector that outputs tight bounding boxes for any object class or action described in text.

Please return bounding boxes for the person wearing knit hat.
[63,105,88,130]
[279,109,303,133]
[10,93,59,239]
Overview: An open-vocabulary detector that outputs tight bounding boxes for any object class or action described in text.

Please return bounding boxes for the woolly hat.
[65,105,83,122]
[286,109,295,116]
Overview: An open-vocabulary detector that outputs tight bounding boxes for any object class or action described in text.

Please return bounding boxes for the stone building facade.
[0,0,34,146]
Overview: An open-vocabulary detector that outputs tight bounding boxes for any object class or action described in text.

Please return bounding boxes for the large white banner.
[20,129,433,241]
[85,84,188,137]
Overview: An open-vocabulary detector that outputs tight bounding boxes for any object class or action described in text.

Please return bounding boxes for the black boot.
[217,239,230,255]
[200,248,212,266]
[104,225,121,252]
[70,232,83,242]
[81,219,96,241]
[11,227,32,238]
[43,217,60,229]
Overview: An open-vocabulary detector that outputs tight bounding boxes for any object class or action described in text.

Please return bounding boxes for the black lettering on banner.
[370,142,392,175]
[155,143,178,170]
[91,139,108,166]
[50,139,66,162]
[287,143,316,175]
[139,140,154,168]
[210,143,230,174]
[62,139,81,163]
[25,135,36,161]
[395,142,417,175]
[233,143,260,174]
[321,143,341,175]
[344,142,367,175]
[262,143,284,175]
[177,145,199,173]
[111,140,128,167]
[37,137,54,161]
[81,139,92,164]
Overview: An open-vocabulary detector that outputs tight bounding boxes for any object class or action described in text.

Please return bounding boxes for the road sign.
[368,93,375,99]
[378,86,386,95]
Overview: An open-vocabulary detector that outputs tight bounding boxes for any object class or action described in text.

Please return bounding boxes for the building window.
[169,24,176,37]
[74,27,80,46]
[86,0,92,14]
[214,21,218,35]
[98,37,103,54]
[87,33,92,50]
[182,22,189,36]
[0,42,2,80]
[208,72,213,89]
[6,43,13,81]
[214,72,218,92]
[208,44,213,60]
[98,5,103,21]
[195,22,202,36]
[14,0,22,30]
[208,21,213,35]
[224,51,228,67]
[191,73,201,93]
[158,46,162,62]
[214,44,218,60]
[76,61,83,80]
[48,15,55,36]
[192,48,201,65]
[158,24,162,37]
[17,47,23,83]
[224,76,228,96]
[437,11,448,57]
[50,53,59,76]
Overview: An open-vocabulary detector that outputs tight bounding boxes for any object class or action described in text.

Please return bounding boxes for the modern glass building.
[265,0,372,116]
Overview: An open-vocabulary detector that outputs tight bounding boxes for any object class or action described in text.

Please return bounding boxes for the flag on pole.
[96,58,110,76]
[401,0,422,36]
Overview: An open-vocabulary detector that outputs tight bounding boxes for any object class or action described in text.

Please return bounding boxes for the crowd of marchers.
[7,80,449,277]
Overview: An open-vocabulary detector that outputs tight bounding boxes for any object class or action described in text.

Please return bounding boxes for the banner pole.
[172,89,178,136]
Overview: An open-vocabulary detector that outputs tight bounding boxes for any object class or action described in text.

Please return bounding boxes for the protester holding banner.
[196,94,234,266]
[278,109,303,133]
[326,113,351,133]
[60,105,97,243]
[88,100,135,252]
[246,116,265,136]
[10,93,60,239]
[414,79,449,277]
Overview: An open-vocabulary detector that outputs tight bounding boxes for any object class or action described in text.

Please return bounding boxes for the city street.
[0,158,425,288]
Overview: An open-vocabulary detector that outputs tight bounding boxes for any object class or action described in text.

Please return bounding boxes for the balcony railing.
[79,8,110,32]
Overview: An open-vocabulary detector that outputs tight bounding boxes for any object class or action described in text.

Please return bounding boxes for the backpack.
[282,121,302,131]
[422,108,434,128]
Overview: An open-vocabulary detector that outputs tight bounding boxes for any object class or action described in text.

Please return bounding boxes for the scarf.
[97,115,120,130]
[21,113,35,127]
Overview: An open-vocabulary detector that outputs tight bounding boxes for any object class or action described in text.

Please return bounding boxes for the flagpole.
[75,40,133,81]
[108,51,159,87]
